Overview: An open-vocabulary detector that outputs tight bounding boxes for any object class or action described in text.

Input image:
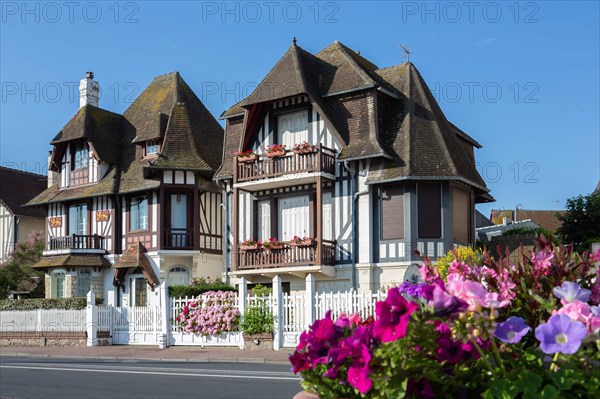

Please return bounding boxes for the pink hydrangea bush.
[175,290,240,335]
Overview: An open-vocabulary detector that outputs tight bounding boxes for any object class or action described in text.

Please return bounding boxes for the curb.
[0,351,290,365]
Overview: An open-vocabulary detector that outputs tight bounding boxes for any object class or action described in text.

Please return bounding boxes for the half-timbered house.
[28,72,224,305]
[215,40,493,293]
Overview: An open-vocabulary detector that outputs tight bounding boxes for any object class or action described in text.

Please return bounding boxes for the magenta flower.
[429,282,467,316]
[495,316,530,343]
[553,281,591,304]
[535,314,587,354]
[373,288,418,342]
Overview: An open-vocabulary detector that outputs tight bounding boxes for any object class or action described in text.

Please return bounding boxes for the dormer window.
[73,142,88,170]
[145,139,160,157]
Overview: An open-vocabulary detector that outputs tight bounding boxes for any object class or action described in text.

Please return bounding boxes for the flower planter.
[289,238,315,247]
[293,146,317,155]
[264,244,285,251]
[239,244,260,251]
[265,149,286,158]
[237,154,257,162]
[243,333,273,351]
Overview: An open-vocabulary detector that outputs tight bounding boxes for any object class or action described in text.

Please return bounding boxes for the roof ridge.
[331,41,377,87]
[0,165,47,178]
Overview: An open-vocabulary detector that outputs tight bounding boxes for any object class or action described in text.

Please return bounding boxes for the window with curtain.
[133,278,147,306]
[130,196,148,231]
[73,142,88,169]
[418,183,442,239]
[68,204,88,235]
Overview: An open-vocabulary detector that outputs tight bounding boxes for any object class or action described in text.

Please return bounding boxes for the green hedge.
[169,279,236,298]
[0,297,102,311]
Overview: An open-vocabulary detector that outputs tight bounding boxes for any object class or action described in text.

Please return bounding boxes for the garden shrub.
[169,277,236,298]
[0,297,101,310]
[435,246,482,281]
[174,290,240,335]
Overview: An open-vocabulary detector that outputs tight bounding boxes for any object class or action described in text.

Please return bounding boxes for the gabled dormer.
[48,73,123,189]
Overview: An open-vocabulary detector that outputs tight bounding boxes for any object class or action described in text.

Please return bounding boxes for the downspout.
[343,161,368,290]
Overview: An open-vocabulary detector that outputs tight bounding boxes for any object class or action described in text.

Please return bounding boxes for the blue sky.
[1,1,598,216]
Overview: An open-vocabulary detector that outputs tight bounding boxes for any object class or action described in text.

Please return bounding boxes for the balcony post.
[233,186,239,272]
[316,175,323,264]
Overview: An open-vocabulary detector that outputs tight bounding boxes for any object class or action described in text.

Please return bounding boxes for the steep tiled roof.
[147,103,213,171]
[50,105,124,165]
[113,242,160,287]
[217,41,491,202]
[29,72,223,204]
[366,63,490,200]
[0,167,47,217]
[515,209,565,232]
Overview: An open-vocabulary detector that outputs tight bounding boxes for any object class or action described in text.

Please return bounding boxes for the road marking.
[5,362,293,377]
[0,365,300,381]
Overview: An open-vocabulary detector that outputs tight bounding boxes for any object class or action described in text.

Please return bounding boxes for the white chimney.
[79,71,99,108]
[47,151,58,188]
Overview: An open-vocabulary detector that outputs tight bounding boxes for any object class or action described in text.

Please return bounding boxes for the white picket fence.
[0,309,86,332]
[0,287,388,349]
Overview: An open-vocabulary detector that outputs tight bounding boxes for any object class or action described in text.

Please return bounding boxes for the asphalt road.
[0,356,302,399]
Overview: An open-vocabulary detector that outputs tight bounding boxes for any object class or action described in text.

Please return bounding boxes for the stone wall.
[0,331,86,347]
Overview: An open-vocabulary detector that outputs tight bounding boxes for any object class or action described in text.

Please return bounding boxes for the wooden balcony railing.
[48,234,105,251]
[163,228,194,250]
[234,144,336,184]
[237,239,336,270]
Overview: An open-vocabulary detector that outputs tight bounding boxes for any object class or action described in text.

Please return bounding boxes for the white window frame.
[168,266,190,287]
[277,110,309,149]
[73,142,88,170]
[145,140,159,155]
[51,269,66,298]
[130,196,149,231]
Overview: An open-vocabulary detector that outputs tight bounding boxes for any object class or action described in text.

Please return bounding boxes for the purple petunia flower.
[553,281,591,304]
[495,316,530,343]
[534,314,587,354]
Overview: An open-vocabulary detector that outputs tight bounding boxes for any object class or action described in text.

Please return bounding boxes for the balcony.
[163,228,194,250]
[45,234,106,255]
[233,145,336,191]
[235,239,336,278]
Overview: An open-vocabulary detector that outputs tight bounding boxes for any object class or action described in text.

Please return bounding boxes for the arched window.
[51,270,66,298]
[77,270,92,297]
[168,266,189,286]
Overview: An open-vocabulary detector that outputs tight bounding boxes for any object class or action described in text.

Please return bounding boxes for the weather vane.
[399,43,411,63]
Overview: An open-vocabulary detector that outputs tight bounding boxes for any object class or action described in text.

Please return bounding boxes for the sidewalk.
[0,345,293,364]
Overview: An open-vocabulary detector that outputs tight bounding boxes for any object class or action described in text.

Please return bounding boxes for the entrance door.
[278,195,309,241]
[170,194,188,247]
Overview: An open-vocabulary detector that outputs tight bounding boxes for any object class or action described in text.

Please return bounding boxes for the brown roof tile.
[0,167,47,217]
[113,242,160,287]
[32,254,111,269]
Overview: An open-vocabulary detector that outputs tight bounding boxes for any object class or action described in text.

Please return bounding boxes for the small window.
[51,270,66,298]
[168,266,190,286]
[76,270,92,297]
[145,139,160,156]
[73,142,89,169]
[130,196,148,231]
[133,278,147,306]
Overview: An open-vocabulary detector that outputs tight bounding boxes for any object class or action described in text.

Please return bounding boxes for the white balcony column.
[272,275,283,351]
[86,290,97,347]
[305,273,316,327]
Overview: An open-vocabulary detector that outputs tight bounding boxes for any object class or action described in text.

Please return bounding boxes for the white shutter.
[323,192,332,240]
[257,200,271,241]
[278,195,309,241]
[277,111,308,148]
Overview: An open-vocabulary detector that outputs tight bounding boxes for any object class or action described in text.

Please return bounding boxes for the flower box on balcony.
[288,237,315,247]
[264,243,285,251]
[292,142,317,155]
[237,153,257,163]
[265,149,286,158]
[239,244,260,251]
